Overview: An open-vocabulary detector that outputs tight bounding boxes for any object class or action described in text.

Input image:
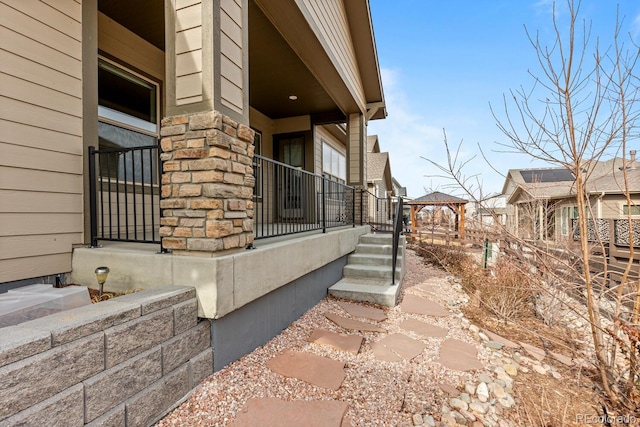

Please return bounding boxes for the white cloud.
[368,68,461,198]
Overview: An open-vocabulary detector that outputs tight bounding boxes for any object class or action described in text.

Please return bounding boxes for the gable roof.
[367,135,380,153]
[409,191,468,205]
[367,152,389,182]
[502,156,640,203]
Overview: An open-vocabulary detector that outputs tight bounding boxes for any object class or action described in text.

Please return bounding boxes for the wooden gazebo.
[407,191,469,236]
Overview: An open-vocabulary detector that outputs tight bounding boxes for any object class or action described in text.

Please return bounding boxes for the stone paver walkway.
[230,262,492,425]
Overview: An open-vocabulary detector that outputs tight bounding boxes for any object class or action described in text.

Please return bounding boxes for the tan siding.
[0,49,82,97]
[0,121,81,155]
[0,26,81,78]
[0,2,81,56]
[347,115,361,183]
[0,167,82,194]
[0,73,81,117]
[299,0,365,110]
[600,194,640,218]
[0,144,82,174]
[0,213,83,236]
[174,1,203,105]
[0,0,83,282]
[0,190,82,213]
[0,253,72,283]
[0,234,79,260]
[98,12,164,82]
[40,0,81,22]
[220,0,243,114]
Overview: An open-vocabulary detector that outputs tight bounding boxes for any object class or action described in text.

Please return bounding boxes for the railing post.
[352,187,355,227]
[322,176,327,233]
[88,146,98,248]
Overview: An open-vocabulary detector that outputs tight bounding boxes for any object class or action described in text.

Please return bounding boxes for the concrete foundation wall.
[71,226,368,319]
[211,255,347,370]
[0,286,212,427]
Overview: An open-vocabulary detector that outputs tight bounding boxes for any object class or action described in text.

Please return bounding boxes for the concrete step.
[343,264,402,280]
[354,243,404,256]
[328,278,400,307]
[347,253,402,267]
[358,234,406,246]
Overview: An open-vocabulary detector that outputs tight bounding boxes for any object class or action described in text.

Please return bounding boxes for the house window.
[322,141,346,182]
[97,58,159,183]
[622,204,640,216]
[561,206,579,234]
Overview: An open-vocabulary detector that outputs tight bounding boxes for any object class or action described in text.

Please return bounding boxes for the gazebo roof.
[408,191,468,205]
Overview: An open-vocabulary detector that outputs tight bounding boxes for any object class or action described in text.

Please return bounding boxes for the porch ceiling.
[98,0,342,122]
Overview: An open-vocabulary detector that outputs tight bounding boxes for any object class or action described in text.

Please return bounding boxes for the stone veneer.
[159,111,256,255]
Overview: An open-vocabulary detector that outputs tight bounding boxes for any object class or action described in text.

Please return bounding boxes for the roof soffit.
[344,0,386,120]
[254,0,362,116]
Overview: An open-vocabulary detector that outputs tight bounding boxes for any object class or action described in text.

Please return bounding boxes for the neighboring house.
[502,152,640,241]
[0,0,387,370]
[469,193,507,228]
[366,135,395,226]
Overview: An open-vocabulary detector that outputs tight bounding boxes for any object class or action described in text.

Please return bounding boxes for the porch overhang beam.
[366,102,385,121]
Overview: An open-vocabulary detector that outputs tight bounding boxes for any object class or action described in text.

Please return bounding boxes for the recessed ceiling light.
[288,95,298,101]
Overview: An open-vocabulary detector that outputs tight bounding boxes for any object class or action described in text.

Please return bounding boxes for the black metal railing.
[361,190,393,231]
[89,144,162,247]
[253,155,355,239]
[391,197,404,285]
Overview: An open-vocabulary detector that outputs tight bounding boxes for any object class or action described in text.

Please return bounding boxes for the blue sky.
[368,0,640,199]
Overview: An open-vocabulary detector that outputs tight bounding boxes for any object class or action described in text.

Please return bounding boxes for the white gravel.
[157,249,493,426]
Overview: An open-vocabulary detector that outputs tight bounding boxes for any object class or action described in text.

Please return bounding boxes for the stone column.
[159,111,255,255]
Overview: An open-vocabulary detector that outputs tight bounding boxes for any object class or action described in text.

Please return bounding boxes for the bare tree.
[429,0,640,411]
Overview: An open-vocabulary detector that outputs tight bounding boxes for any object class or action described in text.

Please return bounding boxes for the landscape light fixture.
[288,95,298,100]
[94,266,110,297]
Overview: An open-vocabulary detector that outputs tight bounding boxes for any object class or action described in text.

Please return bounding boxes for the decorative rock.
[498,395,515,408]
[464,383,476,396]
[440,413,457,426]
[450,410,468,425]
[478,332,490,342]
[491,383,506,399]
[459,392,471,403]
[485,341,504,350]
[503,364,517,376]
[512,352,522,363]
[459,409,477,423]
[424,415,436,427]
[469,325,480,333]
[520,366,529,373]
[478,374,492,384]
[412,413,423,425]
[532,364,548,375]
[551,371,562,380]
[450,398,469,412]
[469,402,489,414]
[476,382,489,402]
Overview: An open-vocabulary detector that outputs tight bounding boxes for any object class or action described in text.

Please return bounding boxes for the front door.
[277,136,305,219]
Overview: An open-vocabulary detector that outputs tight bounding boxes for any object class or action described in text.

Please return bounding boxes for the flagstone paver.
[308,329,364,354]
[439,383,460,397]
[400,318,449,337]
[438,338,483,371]
[266,350,346,390]
[324,312,386,333]
[229,398,349,427]
[371,333,426,362]
[483,329,519,349]
[400,294,451,317]
[519,341,546,361]
[336,301,387,321]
